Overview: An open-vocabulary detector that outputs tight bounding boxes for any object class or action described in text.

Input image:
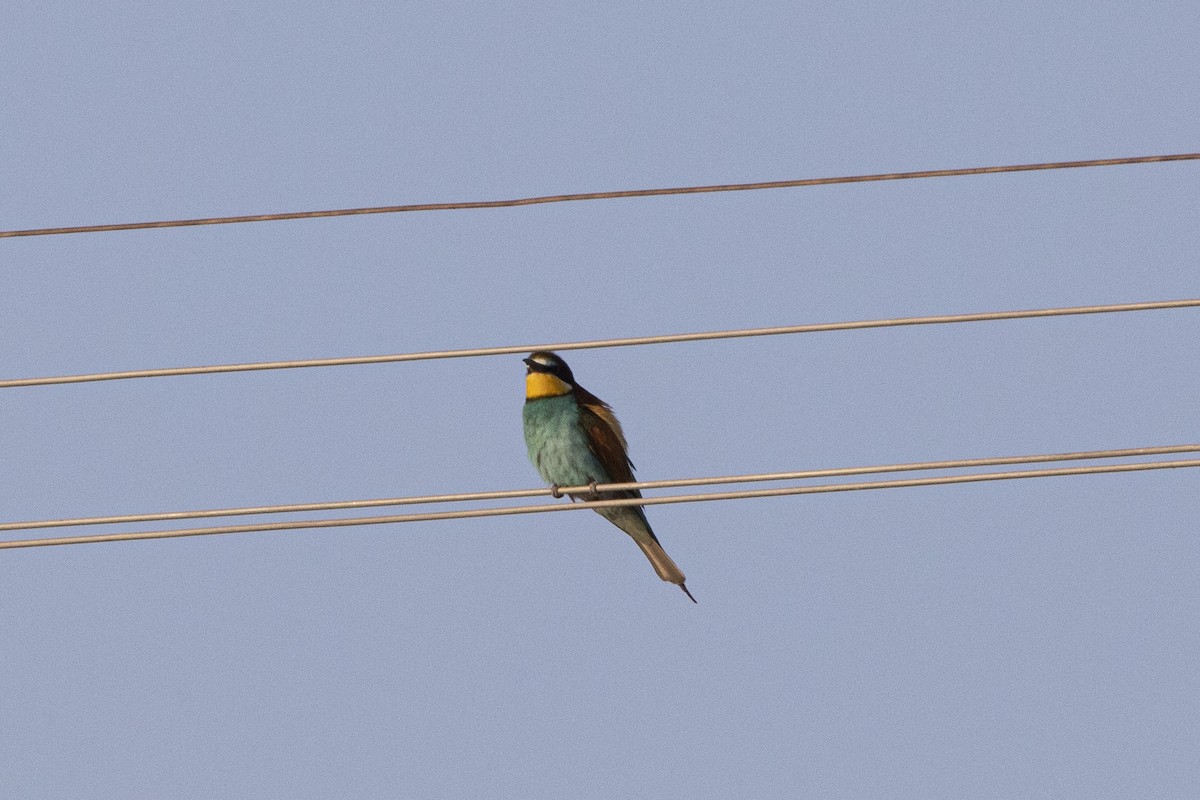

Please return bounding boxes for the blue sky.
[3,3,1198,798]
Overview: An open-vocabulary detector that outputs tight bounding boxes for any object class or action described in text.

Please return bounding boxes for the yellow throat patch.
[526,371,573,399]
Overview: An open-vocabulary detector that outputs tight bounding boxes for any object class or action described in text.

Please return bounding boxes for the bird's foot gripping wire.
[550,480,600,501]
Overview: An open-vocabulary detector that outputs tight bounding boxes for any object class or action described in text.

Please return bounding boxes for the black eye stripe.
[525,352,574,384]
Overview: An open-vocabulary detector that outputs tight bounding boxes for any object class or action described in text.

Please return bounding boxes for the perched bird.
[522,351,696,603]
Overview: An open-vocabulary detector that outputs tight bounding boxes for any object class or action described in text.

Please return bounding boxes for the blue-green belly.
[523,395,610,486]
[523,394,655,540]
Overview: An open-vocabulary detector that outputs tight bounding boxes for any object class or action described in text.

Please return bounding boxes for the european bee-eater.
[522,351,695,603]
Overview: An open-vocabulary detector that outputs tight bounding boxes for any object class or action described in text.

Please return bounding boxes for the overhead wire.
[2,444,1197,533]
[4,154,1196,550]
[3,298,1198,389]
[2,152,1197,239]
[2,458,1196,550]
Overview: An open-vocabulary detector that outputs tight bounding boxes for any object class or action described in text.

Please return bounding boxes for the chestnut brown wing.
[575,390,638,491]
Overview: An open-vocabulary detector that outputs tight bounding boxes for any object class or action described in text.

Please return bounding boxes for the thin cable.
[2,459,1196,550]
[4,298,1197,389]
[3,152,1197,239]
[3,443,1196,533]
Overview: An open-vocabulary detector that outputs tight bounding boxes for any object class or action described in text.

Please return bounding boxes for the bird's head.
[523,351,576,399]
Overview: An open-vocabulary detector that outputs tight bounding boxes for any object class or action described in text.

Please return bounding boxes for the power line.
[3,152,1197,239]
[3,298,1197,389]
[2,458,1196,550]
[3,443,1196,533]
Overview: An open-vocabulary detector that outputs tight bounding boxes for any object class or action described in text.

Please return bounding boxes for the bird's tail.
[599,504,697,603]
[631,532,697,603]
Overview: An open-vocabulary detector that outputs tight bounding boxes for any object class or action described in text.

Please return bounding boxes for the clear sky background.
[3,3,1198,798]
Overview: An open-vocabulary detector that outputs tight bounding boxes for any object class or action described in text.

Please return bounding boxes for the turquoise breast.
[523,395,611,487]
